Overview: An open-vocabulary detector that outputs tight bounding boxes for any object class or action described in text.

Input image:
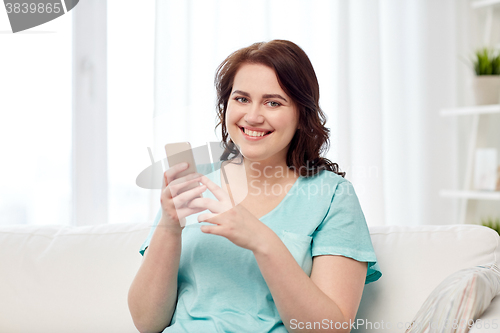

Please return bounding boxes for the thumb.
[161,171,168,190]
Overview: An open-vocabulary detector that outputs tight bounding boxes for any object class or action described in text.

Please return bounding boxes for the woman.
[128,40,381,333]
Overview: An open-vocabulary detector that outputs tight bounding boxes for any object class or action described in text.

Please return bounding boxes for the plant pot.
[473,75,500,105]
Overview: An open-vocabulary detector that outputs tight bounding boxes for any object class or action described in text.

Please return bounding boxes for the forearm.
[128,220,182,333]
[253,232,349,333]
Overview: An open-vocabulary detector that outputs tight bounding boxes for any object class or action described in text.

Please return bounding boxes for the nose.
[244,104,265,125]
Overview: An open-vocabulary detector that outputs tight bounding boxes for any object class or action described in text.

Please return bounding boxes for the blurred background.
[1,0,499,228]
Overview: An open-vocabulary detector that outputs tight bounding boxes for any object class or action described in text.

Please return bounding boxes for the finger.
[161,171,167,190]
[164,162,190,185]
[169,172,203,188]
[169,177,203,197]
[175,205,207,220]
[172,184,207,207]
[161,178,174,200]
[200,225,219,234]
[162,172,203,205]
[188,197,222,214]
[197,175,229,202]
[197,212,218,223]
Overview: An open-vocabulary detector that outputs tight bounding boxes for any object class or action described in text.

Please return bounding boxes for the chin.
[234,149,266,161]
[238,149,265,160]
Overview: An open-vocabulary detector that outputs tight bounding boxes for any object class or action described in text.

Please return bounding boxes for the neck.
[239,155,297,185]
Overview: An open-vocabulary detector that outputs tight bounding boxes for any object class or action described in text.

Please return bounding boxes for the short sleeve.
[139,208,162,256]
[311,180,382,284]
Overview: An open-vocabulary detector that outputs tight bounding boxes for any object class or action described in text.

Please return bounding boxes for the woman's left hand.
[187,174,272,252]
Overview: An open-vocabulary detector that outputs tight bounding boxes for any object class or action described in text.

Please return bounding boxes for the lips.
[238,126,273,136]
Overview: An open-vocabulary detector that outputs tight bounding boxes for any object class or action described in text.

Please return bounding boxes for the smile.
[239,126,273,140]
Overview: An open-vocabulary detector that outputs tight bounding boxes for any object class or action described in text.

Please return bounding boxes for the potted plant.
[472,47,500,105]
[481,216,500,236]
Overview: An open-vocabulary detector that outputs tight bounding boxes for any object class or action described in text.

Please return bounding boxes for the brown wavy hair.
[214,39,345,178]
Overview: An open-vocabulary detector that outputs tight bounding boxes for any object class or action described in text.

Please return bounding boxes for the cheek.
[225,109,235,128]
[289,111,300,133]
[225,104,243,125]
[270,113,298,132]
[225,109,241,138]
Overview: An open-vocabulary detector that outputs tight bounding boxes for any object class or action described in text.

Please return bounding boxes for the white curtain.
[151,0,459,227]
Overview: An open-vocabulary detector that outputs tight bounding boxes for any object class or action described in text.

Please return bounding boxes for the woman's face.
[225,63,299,165]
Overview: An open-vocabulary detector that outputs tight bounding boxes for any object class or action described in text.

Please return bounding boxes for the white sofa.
[0,222,498,333]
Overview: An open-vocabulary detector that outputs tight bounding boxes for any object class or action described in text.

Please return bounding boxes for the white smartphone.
[164,142,202,197]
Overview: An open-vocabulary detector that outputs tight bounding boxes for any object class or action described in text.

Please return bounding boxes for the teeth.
[243,128,267,137]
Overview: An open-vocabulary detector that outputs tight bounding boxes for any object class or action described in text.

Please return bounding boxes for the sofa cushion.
[0,222,498,333]
[405,263,500,332]
[354,225,500,333]
[0,222,151,333]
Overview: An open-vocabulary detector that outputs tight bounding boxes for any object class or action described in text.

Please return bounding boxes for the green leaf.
[473,47,500,75]
[481,216,500,236]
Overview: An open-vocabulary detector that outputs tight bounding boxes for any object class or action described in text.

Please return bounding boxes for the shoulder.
[299,169,352,200]
[302,169,348,185]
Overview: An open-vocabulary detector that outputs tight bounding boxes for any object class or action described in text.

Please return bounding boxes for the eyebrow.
[232,90,288,103]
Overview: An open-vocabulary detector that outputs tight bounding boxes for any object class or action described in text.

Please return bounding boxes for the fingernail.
[181,162,188,168]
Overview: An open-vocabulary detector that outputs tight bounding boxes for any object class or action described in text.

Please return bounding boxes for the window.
[107,0,156,224]
[0,11,72,226]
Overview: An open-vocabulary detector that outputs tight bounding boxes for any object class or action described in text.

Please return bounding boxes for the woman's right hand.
[159,162,207,231]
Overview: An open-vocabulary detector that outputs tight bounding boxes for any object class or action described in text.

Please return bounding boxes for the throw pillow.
[405,263,500,333]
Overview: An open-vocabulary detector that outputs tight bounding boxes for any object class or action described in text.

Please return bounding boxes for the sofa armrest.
[469,295,500,332]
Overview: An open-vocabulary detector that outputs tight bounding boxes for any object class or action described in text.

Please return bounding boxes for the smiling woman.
[128,40,382,333]
[226,63,299,166]
[215,40,345,179]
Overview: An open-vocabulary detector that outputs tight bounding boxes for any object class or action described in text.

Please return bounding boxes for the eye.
[235,97,249,103]
[266,101,281,107]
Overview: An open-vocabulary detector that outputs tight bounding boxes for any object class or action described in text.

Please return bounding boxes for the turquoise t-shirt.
[139,160,381,333]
